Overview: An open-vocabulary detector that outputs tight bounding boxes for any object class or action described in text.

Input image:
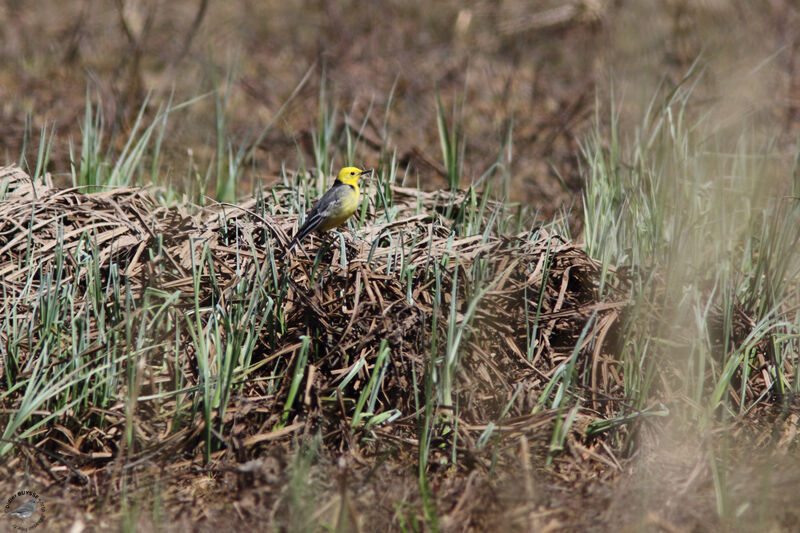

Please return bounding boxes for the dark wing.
[288,183,348,251]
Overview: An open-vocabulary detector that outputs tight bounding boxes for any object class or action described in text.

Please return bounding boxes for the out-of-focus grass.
[581,58,800,523]
[0,0,622,216]
[583,62,800,416]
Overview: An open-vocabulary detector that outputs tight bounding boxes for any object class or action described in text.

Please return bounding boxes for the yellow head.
[335,166,371,187]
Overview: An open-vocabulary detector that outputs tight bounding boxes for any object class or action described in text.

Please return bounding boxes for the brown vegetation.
[3,1,800,531]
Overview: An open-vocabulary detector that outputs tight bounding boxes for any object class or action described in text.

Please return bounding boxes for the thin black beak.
[360,169,374,176]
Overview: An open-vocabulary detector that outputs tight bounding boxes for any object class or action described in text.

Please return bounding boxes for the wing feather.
[288,182,351,251]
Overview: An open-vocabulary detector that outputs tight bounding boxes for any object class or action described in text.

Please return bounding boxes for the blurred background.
[1,0,798,217]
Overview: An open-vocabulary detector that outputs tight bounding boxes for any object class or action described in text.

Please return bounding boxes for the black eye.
[350,171,355,175]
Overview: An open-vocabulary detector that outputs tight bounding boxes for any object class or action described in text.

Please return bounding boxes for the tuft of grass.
[581,63,800,429]
[435,91,466,191]
[67,89,182,192]
[211,57,248,204]
[312,74,338,196]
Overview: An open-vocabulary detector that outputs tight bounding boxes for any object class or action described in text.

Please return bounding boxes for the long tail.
[288,213,324,253]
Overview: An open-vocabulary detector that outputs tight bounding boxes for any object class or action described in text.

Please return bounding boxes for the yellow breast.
[319,184,360,231]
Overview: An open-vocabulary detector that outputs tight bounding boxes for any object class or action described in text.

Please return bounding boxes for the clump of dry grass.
[1,163,631,527]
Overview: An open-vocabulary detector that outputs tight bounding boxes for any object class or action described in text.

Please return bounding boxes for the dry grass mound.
[0,164,631,527]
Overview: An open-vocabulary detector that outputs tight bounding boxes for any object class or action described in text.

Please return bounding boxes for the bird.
[288,167,372,252]
[6,498,38,520]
